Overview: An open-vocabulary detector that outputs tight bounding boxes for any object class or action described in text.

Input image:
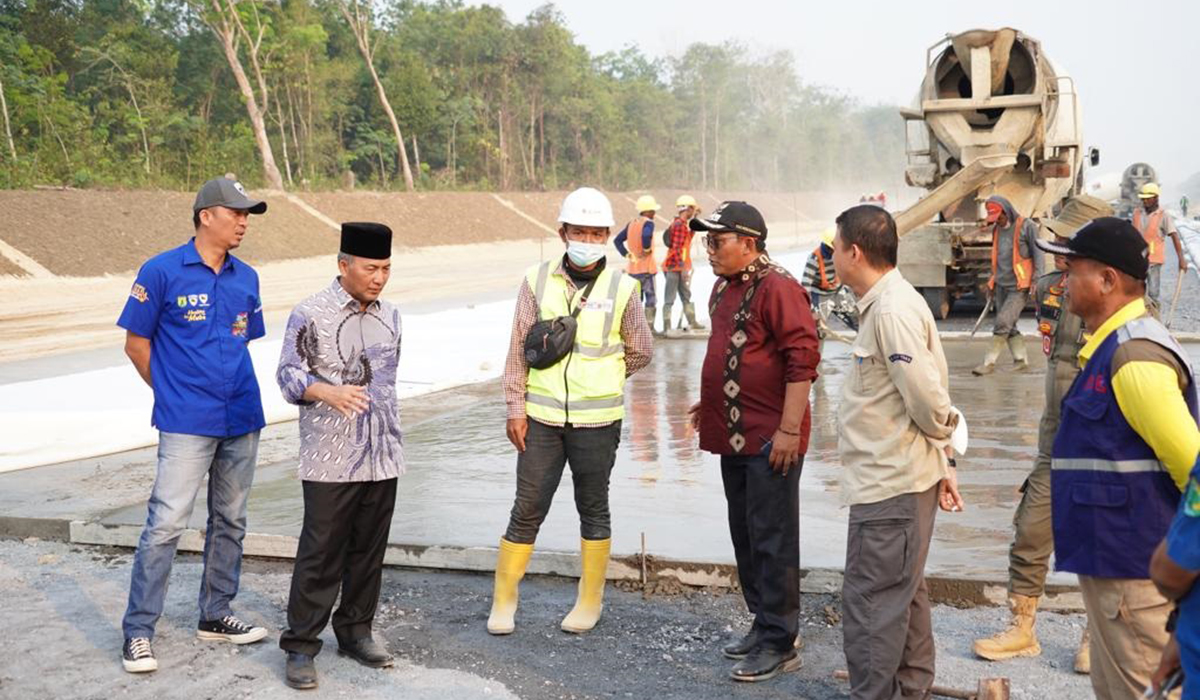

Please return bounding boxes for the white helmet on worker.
[558,187,615,228]
[676,194,698,210]
[635,194,661,213]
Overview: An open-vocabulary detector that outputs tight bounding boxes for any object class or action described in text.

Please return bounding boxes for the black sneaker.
[197,615,268,644]
[122,637,158,673]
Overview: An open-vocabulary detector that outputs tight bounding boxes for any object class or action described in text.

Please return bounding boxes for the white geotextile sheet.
[0,250,808,473]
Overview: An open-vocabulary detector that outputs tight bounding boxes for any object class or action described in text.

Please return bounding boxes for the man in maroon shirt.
[687,201,821,683]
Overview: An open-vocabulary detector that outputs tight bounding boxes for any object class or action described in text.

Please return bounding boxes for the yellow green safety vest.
[525,261,637,424]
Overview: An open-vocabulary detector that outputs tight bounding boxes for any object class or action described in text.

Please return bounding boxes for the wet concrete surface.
[6,329,1198,584]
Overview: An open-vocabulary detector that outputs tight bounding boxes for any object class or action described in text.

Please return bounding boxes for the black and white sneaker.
[197,615,268,644]
[122,637,158,673]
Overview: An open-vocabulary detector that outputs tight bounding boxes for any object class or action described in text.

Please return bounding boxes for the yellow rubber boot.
[973,593,1041,660]
[1073,627,1090,674]
[561,538,611,634]
[487,538,534,635]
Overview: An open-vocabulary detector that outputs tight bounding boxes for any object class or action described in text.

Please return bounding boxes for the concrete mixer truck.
[893,28,1098,318]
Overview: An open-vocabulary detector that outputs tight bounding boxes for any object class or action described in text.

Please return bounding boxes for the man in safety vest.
[1133,183,1186,309]
[488,187,654,636]
[661,194,704,332]
[801,227,841,302]
[614,195,661,333]
[973,195,1042,376]
[1038,217,1199,698]
[973,195,1112,673]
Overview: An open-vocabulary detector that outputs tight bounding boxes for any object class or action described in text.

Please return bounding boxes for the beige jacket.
[838,268,956,505]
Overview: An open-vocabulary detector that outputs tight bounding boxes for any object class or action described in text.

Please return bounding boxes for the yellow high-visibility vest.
[524,261,637,424]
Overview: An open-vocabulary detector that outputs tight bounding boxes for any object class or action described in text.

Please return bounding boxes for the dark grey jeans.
[503,419,622,544]
[992,285,1027,338]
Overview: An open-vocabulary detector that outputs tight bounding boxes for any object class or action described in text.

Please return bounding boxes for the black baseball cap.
[193,177,267,214]
[688,201,767,239]
[1035,216,1148,281]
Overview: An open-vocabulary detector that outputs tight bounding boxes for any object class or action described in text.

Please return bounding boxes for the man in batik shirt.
[276,222,403,690]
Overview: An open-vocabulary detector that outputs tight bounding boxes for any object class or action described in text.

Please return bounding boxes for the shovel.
[970,294,994,338]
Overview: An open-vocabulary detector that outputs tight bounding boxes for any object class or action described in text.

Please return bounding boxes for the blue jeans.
[122,430,260,639]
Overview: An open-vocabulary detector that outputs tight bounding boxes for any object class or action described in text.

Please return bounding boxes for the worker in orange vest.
[1133,183,1187,309]
[973,196,1041,376]
[801,227,841,301]
[614,195,661,333]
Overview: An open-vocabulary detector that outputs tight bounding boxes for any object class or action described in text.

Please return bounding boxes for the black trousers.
[503,419,621,545]
[720,453,802,652]
[279,478,397,656]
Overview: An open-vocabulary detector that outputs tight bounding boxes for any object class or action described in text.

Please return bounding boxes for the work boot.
[729,647,802,683]
[973,593,1041,661]
[1008,335,1030,372]
[487,538,534,635]
[683,302,706,330]
[1074,627,1090,674]
[661,304,674,334]
[972,336,1007,376]
[645,306,662,336]
[338,637,394,668]
[561,538,611,633]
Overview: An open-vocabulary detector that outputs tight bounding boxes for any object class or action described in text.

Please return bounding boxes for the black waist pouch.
[523,275,598,370]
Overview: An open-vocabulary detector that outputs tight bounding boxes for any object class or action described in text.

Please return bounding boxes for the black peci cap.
[340,222,393,260]
[688,201,767,239]
[1035,216,1149,281]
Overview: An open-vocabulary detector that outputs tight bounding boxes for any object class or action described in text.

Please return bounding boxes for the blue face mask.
[566,241,606,267]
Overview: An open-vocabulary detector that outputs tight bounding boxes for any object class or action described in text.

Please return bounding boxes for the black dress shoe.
[337,637,395,668]
[729,647,802,683]
[285,652,318,690]
[722,630,759,660]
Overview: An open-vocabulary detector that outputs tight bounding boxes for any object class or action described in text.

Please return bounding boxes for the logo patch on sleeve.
[888,353,913,364]
[1186,478,1200,518]
[130,283,148,303]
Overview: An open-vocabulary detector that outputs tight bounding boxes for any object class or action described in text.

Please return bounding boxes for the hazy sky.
[488,0,1199,188]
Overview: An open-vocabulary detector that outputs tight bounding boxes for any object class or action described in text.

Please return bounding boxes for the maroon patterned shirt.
[698,265,821,456]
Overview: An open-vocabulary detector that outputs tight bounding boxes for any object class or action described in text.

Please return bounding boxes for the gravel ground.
[0,538,1095,700]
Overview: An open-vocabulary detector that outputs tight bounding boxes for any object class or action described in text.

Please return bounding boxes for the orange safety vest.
[1133,208,1166,265]
[625,216,657,275]
[814,246,840,291]
[988,215,1034,291]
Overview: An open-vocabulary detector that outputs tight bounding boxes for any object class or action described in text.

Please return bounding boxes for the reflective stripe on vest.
[988,215,1034,290]
[1134,209,1166,265]
[815,247,840,291]
[524,262,636,424]
[1050,315,1198,578]
[625,217,657,275]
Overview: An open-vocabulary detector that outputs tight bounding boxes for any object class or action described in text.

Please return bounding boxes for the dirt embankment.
[0,188,852,279]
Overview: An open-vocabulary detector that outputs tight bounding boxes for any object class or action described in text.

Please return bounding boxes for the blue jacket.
[1052,317,1197,579]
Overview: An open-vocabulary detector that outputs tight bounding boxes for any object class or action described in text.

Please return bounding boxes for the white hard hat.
[558,187,615,227]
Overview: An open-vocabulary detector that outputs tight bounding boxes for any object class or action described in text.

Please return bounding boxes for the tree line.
[0,0,907,192]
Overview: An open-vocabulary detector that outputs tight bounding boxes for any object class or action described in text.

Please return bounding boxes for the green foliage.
[0,0,904,191]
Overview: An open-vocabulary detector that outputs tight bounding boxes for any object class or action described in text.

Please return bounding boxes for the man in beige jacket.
[831,204,963,700]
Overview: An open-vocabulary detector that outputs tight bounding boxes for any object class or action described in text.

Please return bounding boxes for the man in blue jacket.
[1039,217,1199,699]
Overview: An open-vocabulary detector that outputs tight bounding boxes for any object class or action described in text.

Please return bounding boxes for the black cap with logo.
[688,201,767,239]
[1035,216,1149,281]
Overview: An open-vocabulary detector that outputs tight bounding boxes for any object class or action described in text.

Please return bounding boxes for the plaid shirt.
[503,258,654,426]
[661,217,694,272]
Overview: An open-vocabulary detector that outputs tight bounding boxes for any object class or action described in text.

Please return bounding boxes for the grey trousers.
[503,419,621,544]
[843,483,939,700]
[992,285,1027,338]
[1147,264,1162,306]
[663,270,693,306]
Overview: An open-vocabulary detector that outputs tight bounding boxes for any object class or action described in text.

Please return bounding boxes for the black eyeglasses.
[703,233,740,251]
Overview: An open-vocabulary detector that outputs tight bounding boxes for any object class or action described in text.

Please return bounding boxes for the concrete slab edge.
[48,520,1086,611]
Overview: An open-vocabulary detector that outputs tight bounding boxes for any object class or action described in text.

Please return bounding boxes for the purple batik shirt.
[276,277,404,482]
